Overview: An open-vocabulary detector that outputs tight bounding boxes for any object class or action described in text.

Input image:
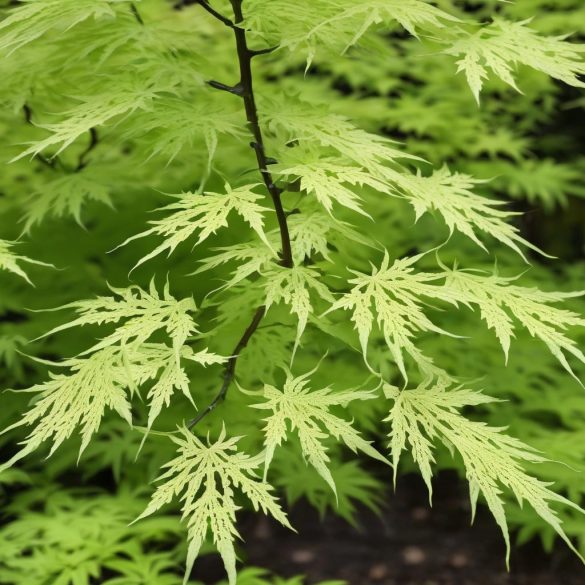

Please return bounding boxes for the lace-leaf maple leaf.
[0,283,223,467]
[39,280,198,360]
[444,19,585,103]
[263,265,334,357]
[396,167,546,259]
[0,0,129,54]
[195,209,367,291]
[13,81,166,161]
[135,427,292,585]
[287,209,370,263]
[274,150,393,217]
[195,240,278,292]
[141,344,226,431]
[249,366,388,495]
[246,0,457,66]
[308,0,459,53]
[127,97,245,166]
[385,379,585,564]
[265,101,416,173]
[442,265,585,381]
[118,183,273,269]
[0,239,53,284]
[0,346,134,469]
[22,172,113,233]
[324,252,462,380]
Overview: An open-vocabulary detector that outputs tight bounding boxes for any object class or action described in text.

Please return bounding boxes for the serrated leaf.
[136,428,292,585]
[385,379,585,565]
[252,366,388,494]
[263,265,334,358]
[0,239,52,284]
[119,183,273,269]
[444,19,585,103]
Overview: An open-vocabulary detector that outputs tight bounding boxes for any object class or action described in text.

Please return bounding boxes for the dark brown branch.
[196,0,235,29]
[188,0,295,430]
[187,306,266,429]
[228,0,293,268]
[76,128,98,171]
[22,104,58,171]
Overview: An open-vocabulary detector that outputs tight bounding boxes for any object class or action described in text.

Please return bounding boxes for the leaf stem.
[189,0,294,430]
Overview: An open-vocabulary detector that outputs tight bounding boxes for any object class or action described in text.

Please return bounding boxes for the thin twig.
[187,306,266,429]
[76,128,99,171]
[189,0,294,429]
[22,104,58,171]
[196,0,236,29]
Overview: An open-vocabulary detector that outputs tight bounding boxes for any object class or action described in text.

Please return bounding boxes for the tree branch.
[195,0,235,29]
[22,104,60,171]
[76,128,99,171]
[228,0,293,268]
[187,305,265,429]
[189,0,294,430]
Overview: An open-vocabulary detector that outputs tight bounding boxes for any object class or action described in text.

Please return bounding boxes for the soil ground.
[193,471,584,585]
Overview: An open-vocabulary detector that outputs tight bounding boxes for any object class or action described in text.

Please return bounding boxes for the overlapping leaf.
[136,428,292,585]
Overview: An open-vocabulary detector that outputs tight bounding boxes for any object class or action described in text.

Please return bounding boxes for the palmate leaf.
[324,252,461,380]
[263,265,334,357]
[22,171,114,233]
[246,0,457,66]
[127,97,245,166]
[1,284,223,466]
[13,79,168,162]
[195,208,367,290]
[305,0,459,52]
[444,18,585,103]
[442,265,585,381]
[0,239,52,284]
[0,489,168,585]
[119,183,273,269]
[385,379,585,564]
[265,101,416,173]
[135,428,292,585]
[275,152,390,217]
[286,209,369,263]
[195,240,278,292]
[327,253,585,381]
[272,120,539,259]
[249,366,388,495]
[0,0,132,54]
[468,159,585,210]
[40,280,198,359]
[1,346,134,468]
[396,167,545,259]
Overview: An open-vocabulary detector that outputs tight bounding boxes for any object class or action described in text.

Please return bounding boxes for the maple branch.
[22,104,62,172]
[205,0,293,268]
[75,128,98,171]
[195,0,236,29]
[187,305,265,429]
[189,0,294,430]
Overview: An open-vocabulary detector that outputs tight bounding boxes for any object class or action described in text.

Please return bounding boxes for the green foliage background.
[1,1,585,584]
